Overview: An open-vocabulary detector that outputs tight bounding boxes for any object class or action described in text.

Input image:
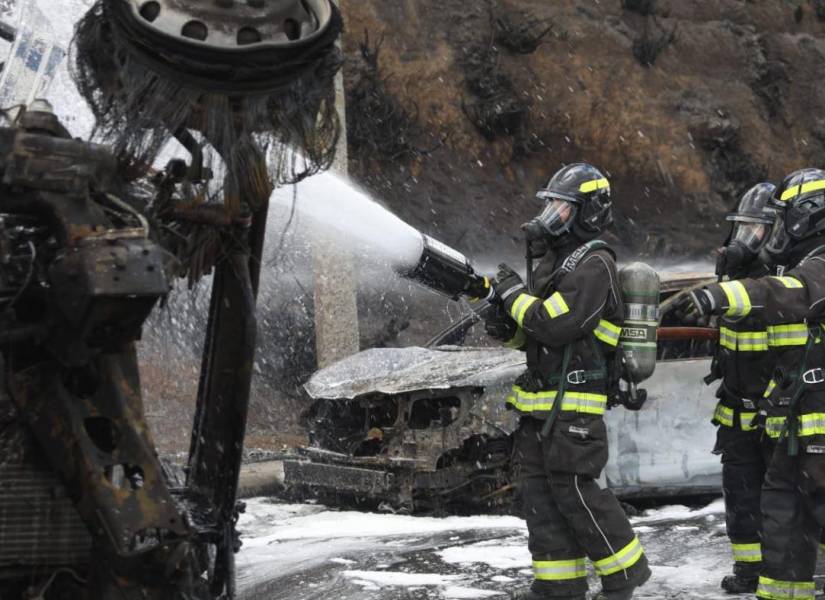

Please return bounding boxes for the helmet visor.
[731,222,770,253]
[765,213,791,257]
[535,198,577,237]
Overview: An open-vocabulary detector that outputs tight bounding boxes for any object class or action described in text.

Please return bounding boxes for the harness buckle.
[803,368,825,385]
[566,370,587,385]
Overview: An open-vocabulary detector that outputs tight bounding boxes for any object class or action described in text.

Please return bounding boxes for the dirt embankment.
[341,0,825,261]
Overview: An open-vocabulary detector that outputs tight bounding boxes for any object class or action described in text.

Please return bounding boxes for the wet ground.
[235,497,800,600]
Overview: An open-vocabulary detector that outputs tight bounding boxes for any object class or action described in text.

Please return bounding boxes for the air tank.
[618,262,660,383]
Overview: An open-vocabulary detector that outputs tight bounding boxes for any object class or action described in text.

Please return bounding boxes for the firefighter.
[703,183,778,594]
[485,163,651,600]
[680,168,825,600]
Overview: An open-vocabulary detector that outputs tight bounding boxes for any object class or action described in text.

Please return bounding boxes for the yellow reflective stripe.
[594,319,621,347]
[720,281,752,317]
[720,327,769,351]
[757,576,815,600]
[764,379,777,398]
[798,413,825,437]
[507,385,608,415]
[719,327,737,350]
[593,537,644,577]
[767,324,809,347]
[510,293,539,327]
[732,542,762,563]
[543,292,570,319]
[579,178,610,193]
[714,403,735,427]
[771,276,804,289]
[505,327,527,349]
[780,180,825,202]
[766,417,786,439]
[741,412,758,432]
[532,558,587,581]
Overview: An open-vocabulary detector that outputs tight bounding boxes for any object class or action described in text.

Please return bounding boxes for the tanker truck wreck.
[285,272,721,513]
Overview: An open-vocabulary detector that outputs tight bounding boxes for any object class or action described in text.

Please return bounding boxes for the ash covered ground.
[236,497,823,600]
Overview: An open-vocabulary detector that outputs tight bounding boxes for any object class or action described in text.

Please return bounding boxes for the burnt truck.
[283,272,720,513]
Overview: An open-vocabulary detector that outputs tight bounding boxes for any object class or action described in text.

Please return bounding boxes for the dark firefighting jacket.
[502,243,624,420]
[713,264,773,433]
[705,252,825,449]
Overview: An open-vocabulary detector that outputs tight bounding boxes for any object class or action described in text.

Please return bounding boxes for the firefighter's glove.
[492,264,525,302]
[484,303,518,343]
[675,288,716,324]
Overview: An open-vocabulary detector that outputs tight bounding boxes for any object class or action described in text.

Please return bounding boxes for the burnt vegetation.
[632,16,677,67]
[459,8,550,150]
[346,31,433,163]
[621,0,657,17]
[492,11,553,54]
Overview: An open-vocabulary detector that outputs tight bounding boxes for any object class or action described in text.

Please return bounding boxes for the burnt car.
[283,271,720,513]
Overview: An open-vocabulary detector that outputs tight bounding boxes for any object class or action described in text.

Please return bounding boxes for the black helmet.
[524,163,613,242]
[717,183,776,277]
[766,168,825,260]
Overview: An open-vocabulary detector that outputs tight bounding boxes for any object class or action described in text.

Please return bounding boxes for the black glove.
[492,263,525,302]
[484,303,518,343]
[715,243,752,279]
[674,288,715,324]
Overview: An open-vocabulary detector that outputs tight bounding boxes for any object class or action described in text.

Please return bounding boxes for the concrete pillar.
[312,0,360,369]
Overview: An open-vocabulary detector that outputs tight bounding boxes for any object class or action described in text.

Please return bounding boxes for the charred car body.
[0,0,343,597]
[286,272,720,513]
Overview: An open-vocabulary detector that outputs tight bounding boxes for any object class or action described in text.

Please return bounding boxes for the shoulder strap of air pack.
[553,239,615,283]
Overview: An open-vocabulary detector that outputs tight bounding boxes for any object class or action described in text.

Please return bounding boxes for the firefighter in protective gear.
[486,164,650,600]
[705,183,777,594]
[681,168,825,600]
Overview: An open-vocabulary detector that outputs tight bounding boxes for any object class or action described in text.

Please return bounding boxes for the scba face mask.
[525,197,577,240]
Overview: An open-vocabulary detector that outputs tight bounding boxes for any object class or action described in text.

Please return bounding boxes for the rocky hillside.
[340,0,825,261]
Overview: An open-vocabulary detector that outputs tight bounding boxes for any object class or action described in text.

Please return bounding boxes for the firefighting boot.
[593,563,652,599]
[509,591,586,600]
[720,574,758,594]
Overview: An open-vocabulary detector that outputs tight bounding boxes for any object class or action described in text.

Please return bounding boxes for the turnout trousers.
[757,440,824,600]
[714,425,775,577]
[514,416,650,597]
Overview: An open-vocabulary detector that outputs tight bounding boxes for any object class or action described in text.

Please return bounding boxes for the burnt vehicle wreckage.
[0,0,342,598]
[287,270,721,514]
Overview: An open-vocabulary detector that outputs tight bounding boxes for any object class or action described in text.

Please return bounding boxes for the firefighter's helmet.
[766,168,825,258]
[530,163,613,241]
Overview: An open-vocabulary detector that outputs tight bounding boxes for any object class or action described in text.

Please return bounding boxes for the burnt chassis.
[285,273,721,513]
[0,109,263,597]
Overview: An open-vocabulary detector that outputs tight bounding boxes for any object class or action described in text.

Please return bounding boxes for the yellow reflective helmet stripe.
[505,327,527,349]
[594,319,621,346]
[544,292,570,319]
[719,281,752,317]
[732,542,762,563]
[771,276,804,289]
[532,558,587,581]
[510,293,539,327]
[757,576,815,600]
[767,323,809,347]
[579,178,610,193]
[593,537,645,577]
[779,179,825,202]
